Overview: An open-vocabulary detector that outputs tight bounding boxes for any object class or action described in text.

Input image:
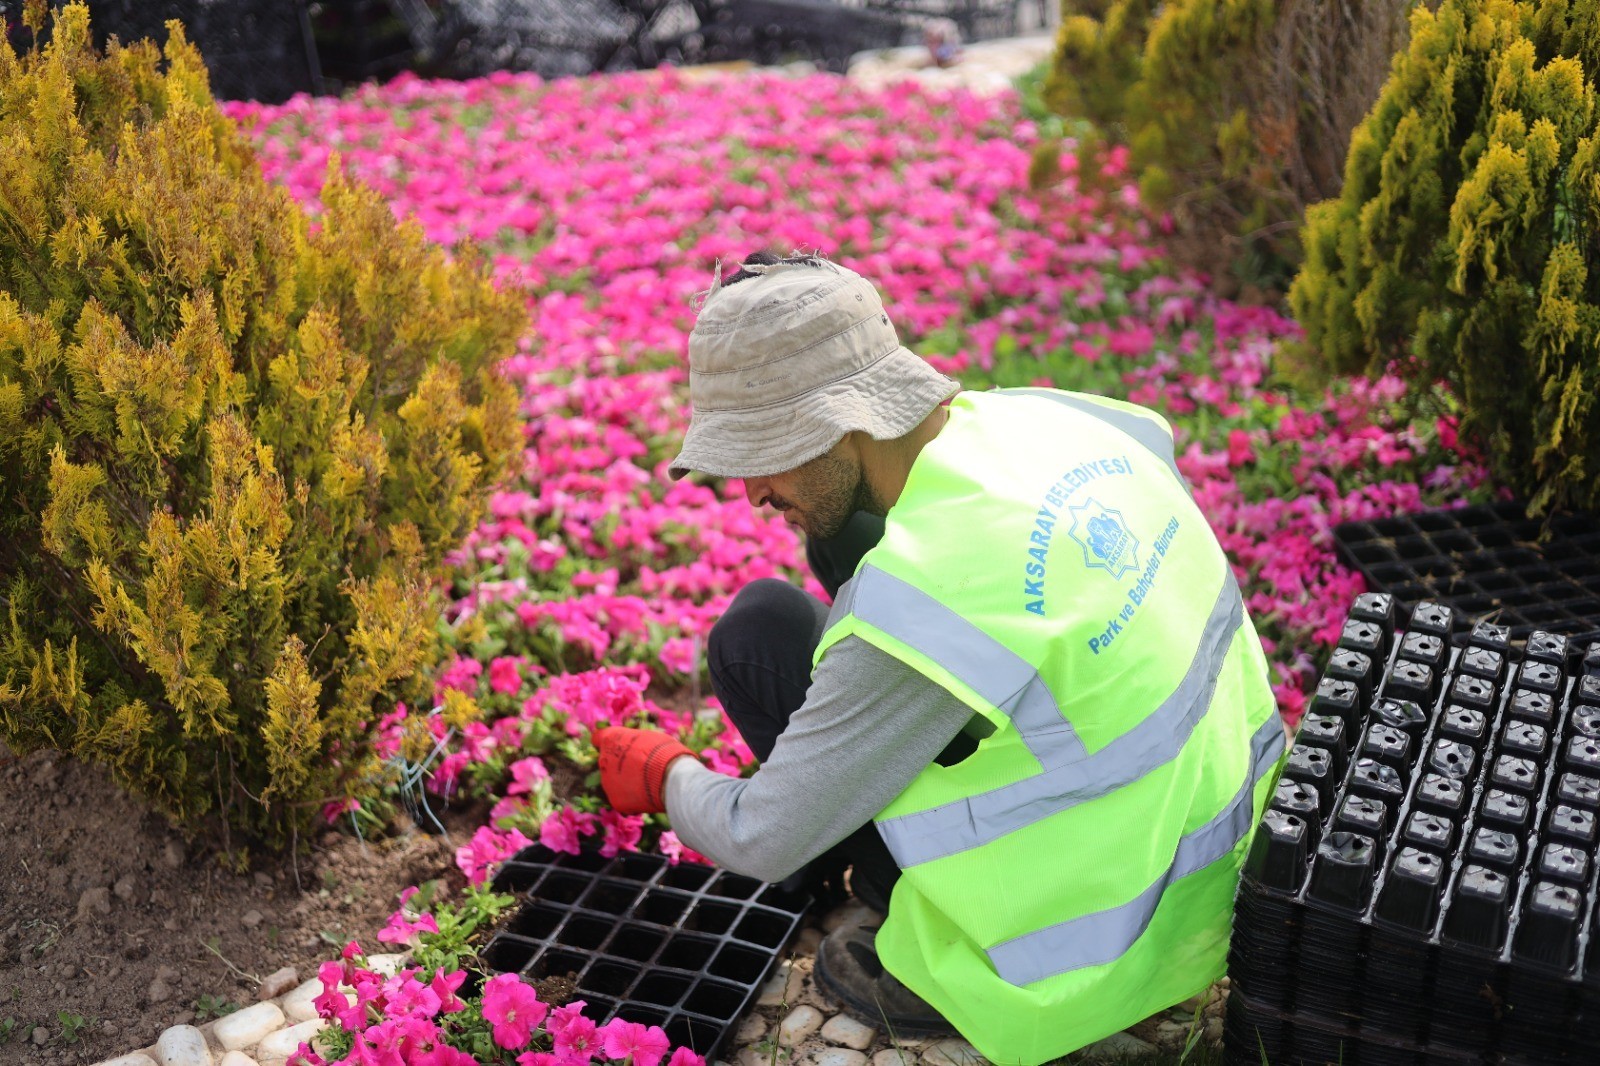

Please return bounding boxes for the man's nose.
[744,478,771,508]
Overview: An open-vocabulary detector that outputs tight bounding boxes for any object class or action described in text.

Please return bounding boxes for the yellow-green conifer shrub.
[0,4,524,847]
[1044,0,1157,127]
[1290,0,1600,514]
[1046,0,1417,288]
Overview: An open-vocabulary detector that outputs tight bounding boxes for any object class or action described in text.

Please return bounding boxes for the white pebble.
[778,1005,824,1046]
[220,1054,260,1066]
[809,1051,867,1066]
[281,977,350,1024]
[365,953,405,977]
[1154,1020,1188,1048]
[756,961,793,1007]
[1078,1032,1157,1062]
[873,1052,914,1066]
[734,1015,767,1044]
[820,1015,876,1050]
[258,966,300,1002]
[255,1021,326,1066]
[155,1025,214,1066]
[92,1055,159,1066]
[213,1002,286,1051]
[785,959,812,1005]
[919,1039,985,1066]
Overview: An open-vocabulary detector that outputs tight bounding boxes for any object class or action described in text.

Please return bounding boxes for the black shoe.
[813,924,958,1039]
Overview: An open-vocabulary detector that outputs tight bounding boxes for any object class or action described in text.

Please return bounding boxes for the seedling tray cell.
[1333,502,1600,645]
[1227,596,1600,1065]
[485,845,810,1058]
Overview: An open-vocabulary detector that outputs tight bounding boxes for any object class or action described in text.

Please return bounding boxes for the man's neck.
[862,405,950,511]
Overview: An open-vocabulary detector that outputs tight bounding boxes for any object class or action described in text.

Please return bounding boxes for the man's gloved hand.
[593,726,694,815]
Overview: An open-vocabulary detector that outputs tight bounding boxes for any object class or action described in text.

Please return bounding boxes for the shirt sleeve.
[662,633,976,883]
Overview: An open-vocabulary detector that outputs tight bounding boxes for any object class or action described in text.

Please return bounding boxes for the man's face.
[742,440,878,540]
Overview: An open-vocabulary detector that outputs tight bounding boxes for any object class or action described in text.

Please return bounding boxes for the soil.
[0,742,471,1064]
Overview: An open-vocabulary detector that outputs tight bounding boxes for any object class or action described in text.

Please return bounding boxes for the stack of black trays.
[1226,592,1600,1065]
[1331,503,1600,646]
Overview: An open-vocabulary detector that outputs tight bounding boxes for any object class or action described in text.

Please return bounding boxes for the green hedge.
[0,4,525,851]
[1046,0,1417,290]
[1289,0,1600,514]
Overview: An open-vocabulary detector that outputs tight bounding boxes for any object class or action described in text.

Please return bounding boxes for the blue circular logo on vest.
[1067,498,1141,579]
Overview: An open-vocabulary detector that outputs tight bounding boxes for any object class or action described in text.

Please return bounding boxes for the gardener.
[593,252,1286,1064]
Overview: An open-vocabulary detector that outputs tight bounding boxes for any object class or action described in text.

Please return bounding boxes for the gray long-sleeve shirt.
[664,633,980,883]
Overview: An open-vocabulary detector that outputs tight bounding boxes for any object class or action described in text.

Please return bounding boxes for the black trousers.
[705,511,902,911]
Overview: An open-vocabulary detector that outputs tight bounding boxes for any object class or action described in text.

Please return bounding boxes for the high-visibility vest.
[814,388,1285,1065]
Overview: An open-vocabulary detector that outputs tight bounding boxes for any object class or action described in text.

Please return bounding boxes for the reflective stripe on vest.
[871,567,1244,866]
[985,711,1286,985]
[825,566,1088,771]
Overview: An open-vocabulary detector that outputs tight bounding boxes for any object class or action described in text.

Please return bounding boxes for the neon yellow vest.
[814,389,1285,1065]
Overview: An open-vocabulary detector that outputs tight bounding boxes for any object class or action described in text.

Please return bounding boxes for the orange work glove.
[593,726,694,815]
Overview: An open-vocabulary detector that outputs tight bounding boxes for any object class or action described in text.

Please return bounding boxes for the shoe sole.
[812,939,959,1041]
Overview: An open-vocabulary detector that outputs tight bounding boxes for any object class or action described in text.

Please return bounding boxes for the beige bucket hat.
[669,255,959,480]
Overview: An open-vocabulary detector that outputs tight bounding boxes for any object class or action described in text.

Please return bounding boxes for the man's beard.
[798,451,885,540]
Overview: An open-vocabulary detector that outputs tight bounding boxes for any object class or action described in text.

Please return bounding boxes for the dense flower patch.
[293,888,709,1066]
[224,68,1490,876]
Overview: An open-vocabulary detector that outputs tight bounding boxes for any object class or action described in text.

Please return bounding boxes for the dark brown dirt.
[0,743,470,1063]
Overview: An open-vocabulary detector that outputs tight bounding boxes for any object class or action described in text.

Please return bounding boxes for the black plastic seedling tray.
[1225,592,1600,1065]
[483,845,810,1058]
[1332,502,1600,645]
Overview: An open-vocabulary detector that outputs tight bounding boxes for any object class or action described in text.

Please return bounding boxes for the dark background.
[1,0,1037,103]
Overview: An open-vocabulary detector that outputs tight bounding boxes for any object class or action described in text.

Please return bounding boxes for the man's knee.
[709,578,826,675]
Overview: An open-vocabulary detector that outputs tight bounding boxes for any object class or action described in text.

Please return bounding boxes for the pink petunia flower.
[539,807,599,856]
[489,655,526,695]
[552,1013,600,1063]
[321,797,360,825]
[598,1019,672,1066]
[546,999,590,1039]
[418,1046,479,1066]
[455,824,534,885]
[518,1054,564,1066]
[481,973,550,1050]
[431,969,468,1015]
[286,1044,326,1066]
[507,756,551,795]
[1226,428,1256,467]
[436,656,483,696]
[657,831,708,867]
[376,905,440,945]
[599,809,645,858]
[382,970,442,1019]
[311,961,359,1029]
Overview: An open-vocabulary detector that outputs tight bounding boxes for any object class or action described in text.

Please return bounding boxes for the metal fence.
[1,0,1045,101]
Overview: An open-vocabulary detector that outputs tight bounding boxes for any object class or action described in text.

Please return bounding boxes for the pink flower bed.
[294,925,707,1066]
[226,62,1489,894]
